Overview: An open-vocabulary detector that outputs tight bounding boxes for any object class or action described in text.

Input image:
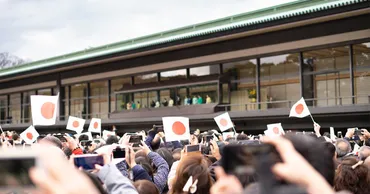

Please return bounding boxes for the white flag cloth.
[88,118,101,133]
[31,95,59,126]
[66,116,86,134]
[289,97,311,118]
[214,112,234,132]
[222,132,235,140]
[352,144,360,154]
[75,132,93,141]
[330,127,337,141]
[264,123,284,137]
[20,126,39,144]
[162,117,190,142]
[103,130,116,140]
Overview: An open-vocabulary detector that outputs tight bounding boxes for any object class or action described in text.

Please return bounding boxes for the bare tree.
[0,52,26,69]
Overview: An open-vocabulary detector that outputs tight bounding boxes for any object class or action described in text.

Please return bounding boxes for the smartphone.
[0,150,38,191]
[129,135,143,147]
[221,144,281,188]
[185,145,201,153]
[202,135,213,143]
[112,147,126,159]
[153,125,164,133]
[337,131,343,138]
[354,128,362,136]
[73,154,104,170]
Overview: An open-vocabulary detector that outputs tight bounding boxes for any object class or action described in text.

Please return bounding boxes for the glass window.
[159,89,176,107]
[37,88,51,96]
[22,91,35,123]
[0,96,7,123]
[224,60,257,111]
[70,84,88,118]
[177,88,188,106]
[160,69,187,81]
[260,54,300,109]
[111,77,131,112]
[64,86,69,120]
[190,65,220,77]
[303,47,351,107]
[134,73,157,84]
[115,93,133,111]
[134,92,148,109]
[90,81,108,118]
[353,42,370,104]
[189,84,218,105]
[148,91,158,108]
[10,93,21,124]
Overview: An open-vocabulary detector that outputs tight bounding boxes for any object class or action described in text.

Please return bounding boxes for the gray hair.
[359,146,370,160]
[335,139,352,158]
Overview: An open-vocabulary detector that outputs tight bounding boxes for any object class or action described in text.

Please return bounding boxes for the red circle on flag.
[172,121,186,135]
[93,122,99,129]
[295,104,304,114]
[41,102,55,119]
[273,127,280,134]
[73,121,80,128]
[220,118,228,127]
[26,132,33,140]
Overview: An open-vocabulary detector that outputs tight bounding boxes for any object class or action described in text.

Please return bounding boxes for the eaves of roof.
[1,0,369,78]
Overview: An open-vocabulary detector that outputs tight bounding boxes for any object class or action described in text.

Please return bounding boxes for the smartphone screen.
[354,128,362,136]
[0,157,35,188]
[73,155,104,170]
[186,145,201,153]
[113,147,126,159]
[129,135,143,147]
[203,135,213,143]
[153,125,164,133]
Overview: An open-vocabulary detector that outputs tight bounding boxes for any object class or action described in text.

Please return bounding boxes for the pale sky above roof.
[0,0,295,61]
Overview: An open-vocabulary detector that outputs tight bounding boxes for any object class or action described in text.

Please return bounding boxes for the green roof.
[1,0,367,78]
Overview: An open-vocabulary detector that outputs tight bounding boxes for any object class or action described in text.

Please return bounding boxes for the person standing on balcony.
[197,95,203,104]
[162,98,168,107]
[184,96,189,105]
[137,101,141,109]
[155,100,160,108]
[192,96,198,105]
[168,98,174,107]
[206,95,212,104]
[126,102,132,110]
[176,95,181,105]
[150,100,155,108]
[131,101,136,110]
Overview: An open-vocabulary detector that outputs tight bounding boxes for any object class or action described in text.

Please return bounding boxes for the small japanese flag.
[352,143,360,155]
[88,118,101,133]
[162,117,190,142]
[289,97,311,118]
[264,123,284,137]
[66,116,86,134]
[20,126,39,144]
[214,112,234,132]
[31,95,59,126]
[330,127,337,141]
[103,130,116,140]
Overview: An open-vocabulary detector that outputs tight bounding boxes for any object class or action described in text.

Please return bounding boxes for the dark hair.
[82,171,108,194]
[322,141,336,159]
[134,180,159,194]
[156,148,174,169]
[135,157,154,180]
[42,136,63,149]
[63,147,72,159]
[105,135,119,145]
[79,134,89,142]
[236,134,249,141]
[11,133,19,141]
[172,148,182,161]
[334,156,370,194]
[285,133,335,186]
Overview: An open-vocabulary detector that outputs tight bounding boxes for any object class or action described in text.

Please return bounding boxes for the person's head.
[284,134,335,186]
[358,146,370,160]
[11,133,20,141]
[172,148,182,161]
[134,180,159,194]
[236,134,249,141]
[82,171,108,194]
[39,136,63,149]
[322,141,337,159]
[135,156,154,179]
[156,148,174,168]
[105,135,119,145]
[334,156,370,194]
[169,154,212,194]
[364,156,370,169]
[79,134,89,142]
[335,139,352,158]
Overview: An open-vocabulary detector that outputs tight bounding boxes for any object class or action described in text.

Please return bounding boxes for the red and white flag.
[88,118,101,133]
[214,112,234,132]
[20,126,39,144]
[264,123,284,137]
[162,117,190,142]
[66,116,85,134]
[289,97,311,118]
[31,95,59,126]
[103,130,116,140]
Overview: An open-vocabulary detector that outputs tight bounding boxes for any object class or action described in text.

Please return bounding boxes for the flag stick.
[0,125,4,134]
[309,114,316,124]
[232,126,237,135]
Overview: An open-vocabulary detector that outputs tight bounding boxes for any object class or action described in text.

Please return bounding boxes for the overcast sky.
[0,0,295,61]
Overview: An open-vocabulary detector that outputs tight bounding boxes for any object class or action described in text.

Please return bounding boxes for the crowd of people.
[1,125,370,194]
[124,95,213,110]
